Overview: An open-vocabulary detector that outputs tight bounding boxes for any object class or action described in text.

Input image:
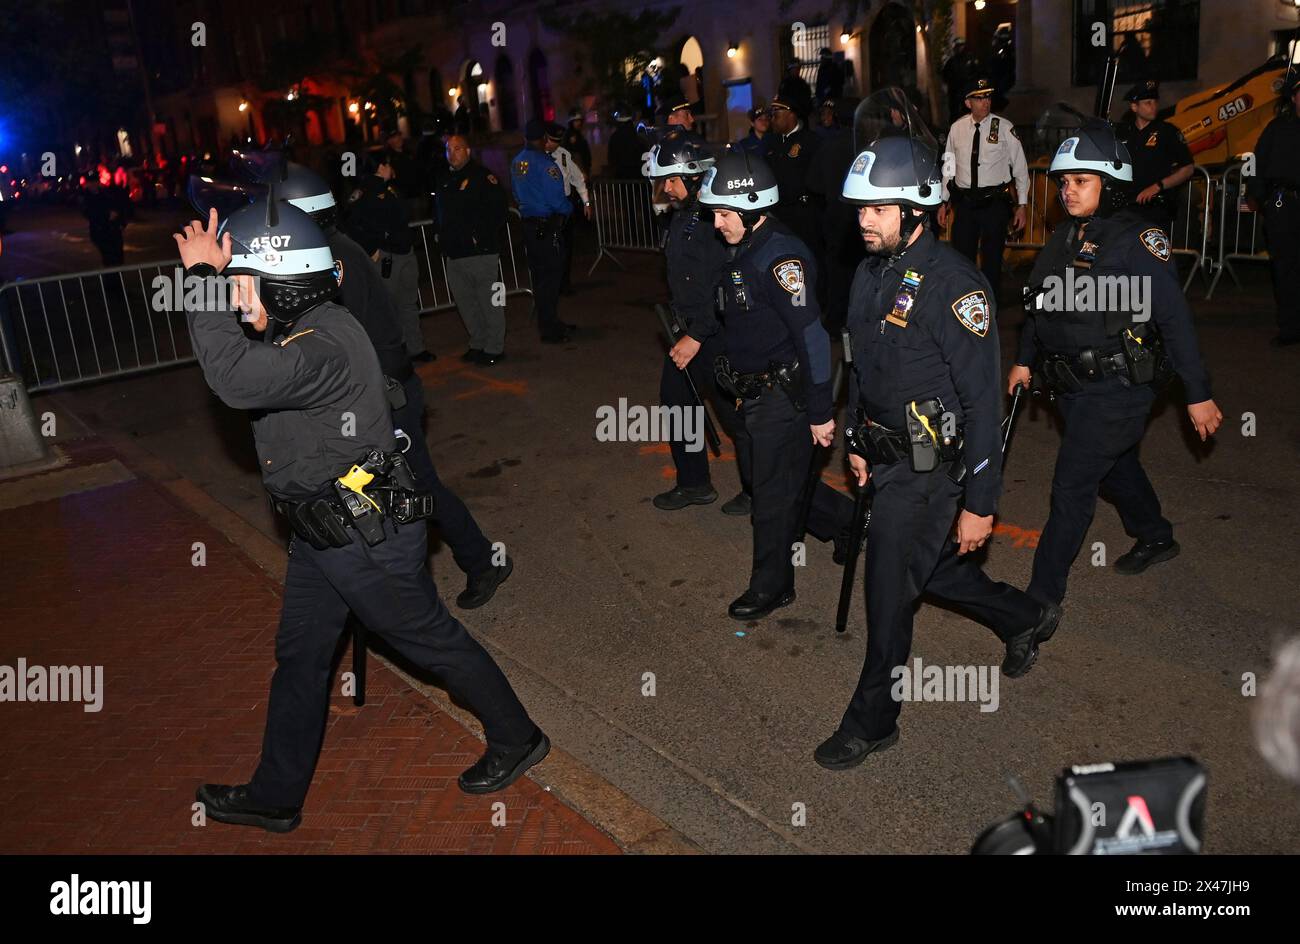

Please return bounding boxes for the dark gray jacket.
[187,297,395,500]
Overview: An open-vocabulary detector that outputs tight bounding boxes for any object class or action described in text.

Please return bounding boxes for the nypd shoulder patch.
[1140,227,1170,261]
[773,259,805,296]
[547,165,562,180]
[951,290,991,337]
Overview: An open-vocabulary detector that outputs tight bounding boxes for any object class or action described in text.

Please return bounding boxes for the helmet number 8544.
[726,177,755,189]
[249,235,292,251]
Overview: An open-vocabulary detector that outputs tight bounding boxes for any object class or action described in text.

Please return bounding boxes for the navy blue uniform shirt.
[846,228,1003,516]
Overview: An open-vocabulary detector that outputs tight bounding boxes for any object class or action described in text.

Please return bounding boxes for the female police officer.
[175,200,545,831]
[697,149,852,621]
[1009,120,1222,611]
[815,134,1056,771]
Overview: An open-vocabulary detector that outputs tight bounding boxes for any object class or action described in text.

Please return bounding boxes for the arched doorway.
[678,35,704,112]
[528,48,553,123]
[869,3,917,97]
[494,54,519,132]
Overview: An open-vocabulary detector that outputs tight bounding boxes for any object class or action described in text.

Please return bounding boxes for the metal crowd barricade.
[588,178,662,274]
[0,212,532,393]
[1168,164,1214,294]
[1206,161,1269,300]
[408,208,532,316]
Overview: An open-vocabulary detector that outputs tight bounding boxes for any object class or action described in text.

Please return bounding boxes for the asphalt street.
[21,207,1300,854]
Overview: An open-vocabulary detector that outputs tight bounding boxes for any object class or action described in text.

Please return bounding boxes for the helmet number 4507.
[249,235,292,251]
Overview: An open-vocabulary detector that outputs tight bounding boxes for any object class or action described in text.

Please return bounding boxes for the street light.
[238,100,248,112]
[974,0,987,10]
[348,101,359,114]
[840,31,851,45]
[726,44,738,59]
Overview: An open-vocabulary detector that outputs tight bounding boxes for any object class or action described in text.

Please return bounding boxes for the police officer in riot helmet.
[233,153,514,610]
[815,134,1058,771]
[1011,118,1222,611]
[645,130,750,514]
[175,197,546,832]
[699,148,853,621]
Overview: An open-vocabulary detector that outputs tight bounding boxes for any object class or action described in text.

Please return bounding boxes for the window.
[783,22,829,89]
[1072,1,1200,87]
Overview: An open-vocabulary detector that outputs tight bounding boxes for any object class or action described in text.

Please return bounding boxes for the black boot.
[813,728,900,770]
[1001,602,1063,678]
[653,483,718,510]
[195,784,301,833]
[1114,539,1180,575]
[458,728,551,794]
[728,587,795,621]
[457,556,514,609]
[720,491,751,516]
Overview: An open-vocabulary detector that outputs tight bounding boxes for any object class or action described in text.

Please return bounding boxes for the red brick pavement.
[0,444,620,855]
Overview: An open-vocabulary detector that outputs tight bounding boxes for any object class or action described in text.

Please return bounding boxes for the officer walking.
[241,158,515,611]
[815,134,1060,771]
[343,151,435,363]
[698,149,853,621]
[176,200,546,832]
[1009,120,1223,609]
[643,130,750,515]
[435,134,510,366]
[1115,81,1194,229]
[511,119,574,344]
[939,77,1030,299]
[1247,70,1300,347]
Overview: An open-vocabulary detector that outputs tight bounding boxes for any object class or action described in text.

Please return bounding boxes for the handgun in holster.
[333,450,390,546]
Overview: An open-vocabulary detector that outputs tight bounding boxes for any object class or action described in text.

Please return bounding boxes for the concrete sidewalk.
[0,438,690,854]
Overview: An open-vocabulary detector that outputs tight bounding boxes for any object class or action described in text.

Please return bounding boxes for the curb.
[94,427,699,855]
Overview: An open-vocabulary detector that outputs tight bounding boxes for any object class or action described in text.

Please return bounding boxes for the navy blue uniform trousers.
[840,461,1041,741]
[247,518,535,808]
[1027,380,1172,606]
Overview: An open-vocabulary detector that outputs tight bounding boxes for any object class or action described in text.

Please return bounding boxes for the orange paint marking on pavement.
[452,371,529,400]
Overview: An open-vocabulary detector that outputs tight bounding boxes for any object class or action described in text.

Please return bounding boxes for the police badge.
[773,259,805,296]
[1140,227,1171,261]
[788,143,801,158]
[951,291,991,337]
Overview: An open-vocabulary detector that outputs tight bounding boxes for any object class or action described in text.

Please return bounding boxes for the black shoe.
[460,348,484,363]
[652,484,718,510]
[728,587,795,621]
[457,556,513,609]
[478,351,506,367]
[1269,334,1300,348]
[195,783,301,833]
[720,491,751,516]
[1001,602,1062,678]
[458,728,551,795]
[813,728,899,771]
[412,351,437,363]
[1114,538,1180,576]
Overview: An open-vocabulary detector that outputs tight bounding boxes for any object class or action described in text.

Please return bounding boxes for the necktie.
[971,120,980,190]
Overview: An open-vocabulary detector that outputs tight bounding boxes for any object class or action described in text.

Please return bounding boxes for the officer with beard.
[815,136,1059,770]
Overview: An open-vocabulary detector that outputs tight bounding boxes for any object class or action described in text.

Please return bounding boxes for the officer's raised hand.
[174,207,232,273]
[670,335,701,369]
[848,452,870,487]
[811,418,835,448]
[1007,364,1031,395]
[954,509,993,555]
[1188,399,1222,441]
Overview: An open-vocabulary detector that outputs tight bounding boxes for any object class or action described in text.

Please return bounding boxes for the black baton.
[655,303,722,457]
